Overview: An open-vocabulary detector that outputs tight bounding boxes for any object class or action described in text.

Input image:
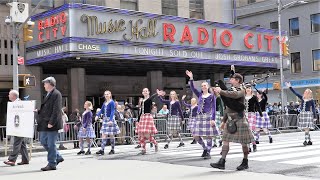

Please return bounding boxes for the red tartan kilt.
[136,114,158,135]
[246,112,256,131]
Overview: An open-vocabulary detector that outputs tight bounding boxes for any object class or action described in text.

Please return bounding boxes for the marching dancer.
[253,87,273,144]
[244,86,264,152]
[186,70,219,159]
[158,90,185,148]
[77,101,96,155]
[136,88,159,155]
[182,95,198,144]
[210,70,254,171]
[286,82,317,146]
[95,90,121,155]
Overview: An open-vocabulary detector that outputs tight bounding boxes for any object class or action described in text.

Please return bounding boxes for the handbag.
[226,116,237,134]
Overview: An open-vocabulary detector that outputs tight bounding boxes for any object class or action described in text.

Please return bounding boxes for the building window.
[32,0,54,8]
[248,0,256,4]
[313,49,320,71]
[0,39,1,48]
[4,40,7,48]
[11,55,13,65]
[162,0,178,16]
[10,40,13,49]
[270,21,278,29]
[291,52,301,73]
[120,0,138,11]
[289,18,299,36]
[311,13,320,33]
[5,54,8,65]
[190,0,204,19]
[0,55,2,65]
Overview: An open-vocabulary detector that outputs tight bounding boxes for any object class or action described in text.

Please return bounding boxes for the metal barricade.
[153,118,169,140]
[266,115,281,133]
[276,114,301,133]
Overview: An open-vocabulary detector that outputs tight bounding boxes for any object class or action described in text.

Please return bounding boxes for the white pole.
[278,0,285,113]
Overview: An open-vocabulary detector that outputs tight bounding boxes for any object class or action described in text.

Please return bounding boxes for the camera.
[5,16,12,25]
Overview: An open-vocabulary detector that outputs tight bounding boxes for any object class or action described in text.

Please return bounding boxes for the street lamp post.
[277,0,307,113]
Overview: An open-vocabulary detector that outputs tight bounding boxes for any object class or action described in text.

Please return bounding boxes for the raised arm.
[158,95,170,103]
[289,87,303,100]
[189,80,201,97]
[254,96,263,117]
[182,100,191,108]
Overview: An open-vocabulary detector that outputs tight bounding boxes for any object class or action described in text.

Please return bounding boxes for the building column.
[67,68,86,113]
[147,71,163,93]
[209,73,224,87]
[23,66,43,109]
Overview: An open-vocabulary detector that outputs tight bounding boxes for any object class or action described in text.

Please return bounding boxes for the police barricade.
[266,115,281,133]
[153,118,169,140]
[276,114,301,133]
[180,118,192,137]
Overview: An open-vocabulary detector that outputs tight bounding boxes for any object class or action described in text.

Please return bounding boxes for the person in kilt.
[186,70,219,159]
[182,95,198,144]
[210,72,254,171]
[95,90,120,155]
[286,82,317,146]
[77,101,96,155]
[253,87,273,144]
[157,90,185,149]
[213,92,224,148]
[136,88,160,155]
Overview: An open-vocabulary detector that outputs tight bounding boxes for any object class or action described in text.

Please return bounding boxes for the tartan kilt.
[78,124,96,139]
[298,111,314,128]
[167,115,181,133]
[246,112,256,131]
[100,117,121,135]
[215,111,222,130]
[222,113,254,144]
[136,114,158,135]
[191,113,219,136]
[255,112,272,129]
[187,117,195,130]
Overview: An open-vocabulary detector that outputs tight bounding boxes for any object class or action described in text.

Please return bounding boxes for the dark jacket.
[37,88,63,131]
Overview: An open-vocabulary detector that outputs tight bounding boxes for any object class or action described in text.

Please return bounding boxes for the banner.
[6,100,35,138]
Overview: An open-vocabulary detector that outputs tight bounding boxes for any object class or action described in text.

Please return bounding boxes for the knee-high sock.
[305,131,310,141]
[149,136,158,145]
[206,138,213,153]
[80,139,84,151]
[167,134,173,144]
[221,145,229,159]
[110,138,115,150]
[101,139,107,151]
[197,137,206,150]
[87,139,92,151]
[139,137,147,150]
[242,144,249,159]
[255,131,260,141]
[178,133,183,143]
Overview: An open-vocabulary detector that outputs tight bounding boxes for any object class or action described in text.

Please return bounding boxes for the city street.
[1,131,319,180]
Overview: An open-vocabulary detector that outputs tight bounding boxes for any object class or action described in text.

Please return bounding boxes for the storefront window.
[291,52,301,73]
[312,49,320,71]
[289,17,299,36]
[270,21,278,30]
[311,13,320,33]
[162,0,177,16]
[120,0,138,11]
[190,0,204,19]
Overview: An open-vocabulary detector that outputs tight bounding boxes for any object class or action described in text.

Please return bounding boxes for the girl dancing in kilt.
[286,82,317,146]
[182,95,198,144]
[186,70,219,159]
[136,88,159,155]
[254,87,273,144]
[95,90,121,155]
[158,90,185,149]
[210,72,254,171]
[77,101,96,155]
[244,86,264,152]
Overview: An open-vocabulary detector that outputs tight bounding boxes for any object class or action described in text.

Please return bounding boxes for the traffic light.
[23,21,35,42]
[273,81,281,90]
[282,42,289,56]
[23,75,36,87]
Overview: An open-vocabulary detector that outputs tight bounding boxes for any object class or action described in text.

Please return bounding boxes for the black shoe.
[177,142,185,148]
[191,140,197,144]
[253,145,257,152]
[41,165,56,171]
[59,146,67,150]
[108,150,115,155]
[201,150,207,157]
[164,144,169,149]
[255,140,260,144]
[96,150,104,155]
[77,150,85,155]
[56,158,64,165]
[150,143,153,148]
[135,144,141,149]
[138,150,146,155]
[203,152,211,159]
[307,141,312,145]
[85,150,91,155]
[212,144,217,148]
[210,158,226,170]
[249,148,252,152]
[219,140,222,147]
[236,158,249,171]
[269,137,273,143]
[303,141,308,146]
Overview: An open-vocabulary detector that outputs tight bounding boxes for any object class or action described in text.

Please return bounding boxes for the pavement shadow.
[181,170,238,178]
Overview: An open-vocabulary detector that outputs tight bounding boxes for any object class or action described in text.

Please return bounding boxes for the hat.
[42,76,56,87]
[230,73,243,83]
